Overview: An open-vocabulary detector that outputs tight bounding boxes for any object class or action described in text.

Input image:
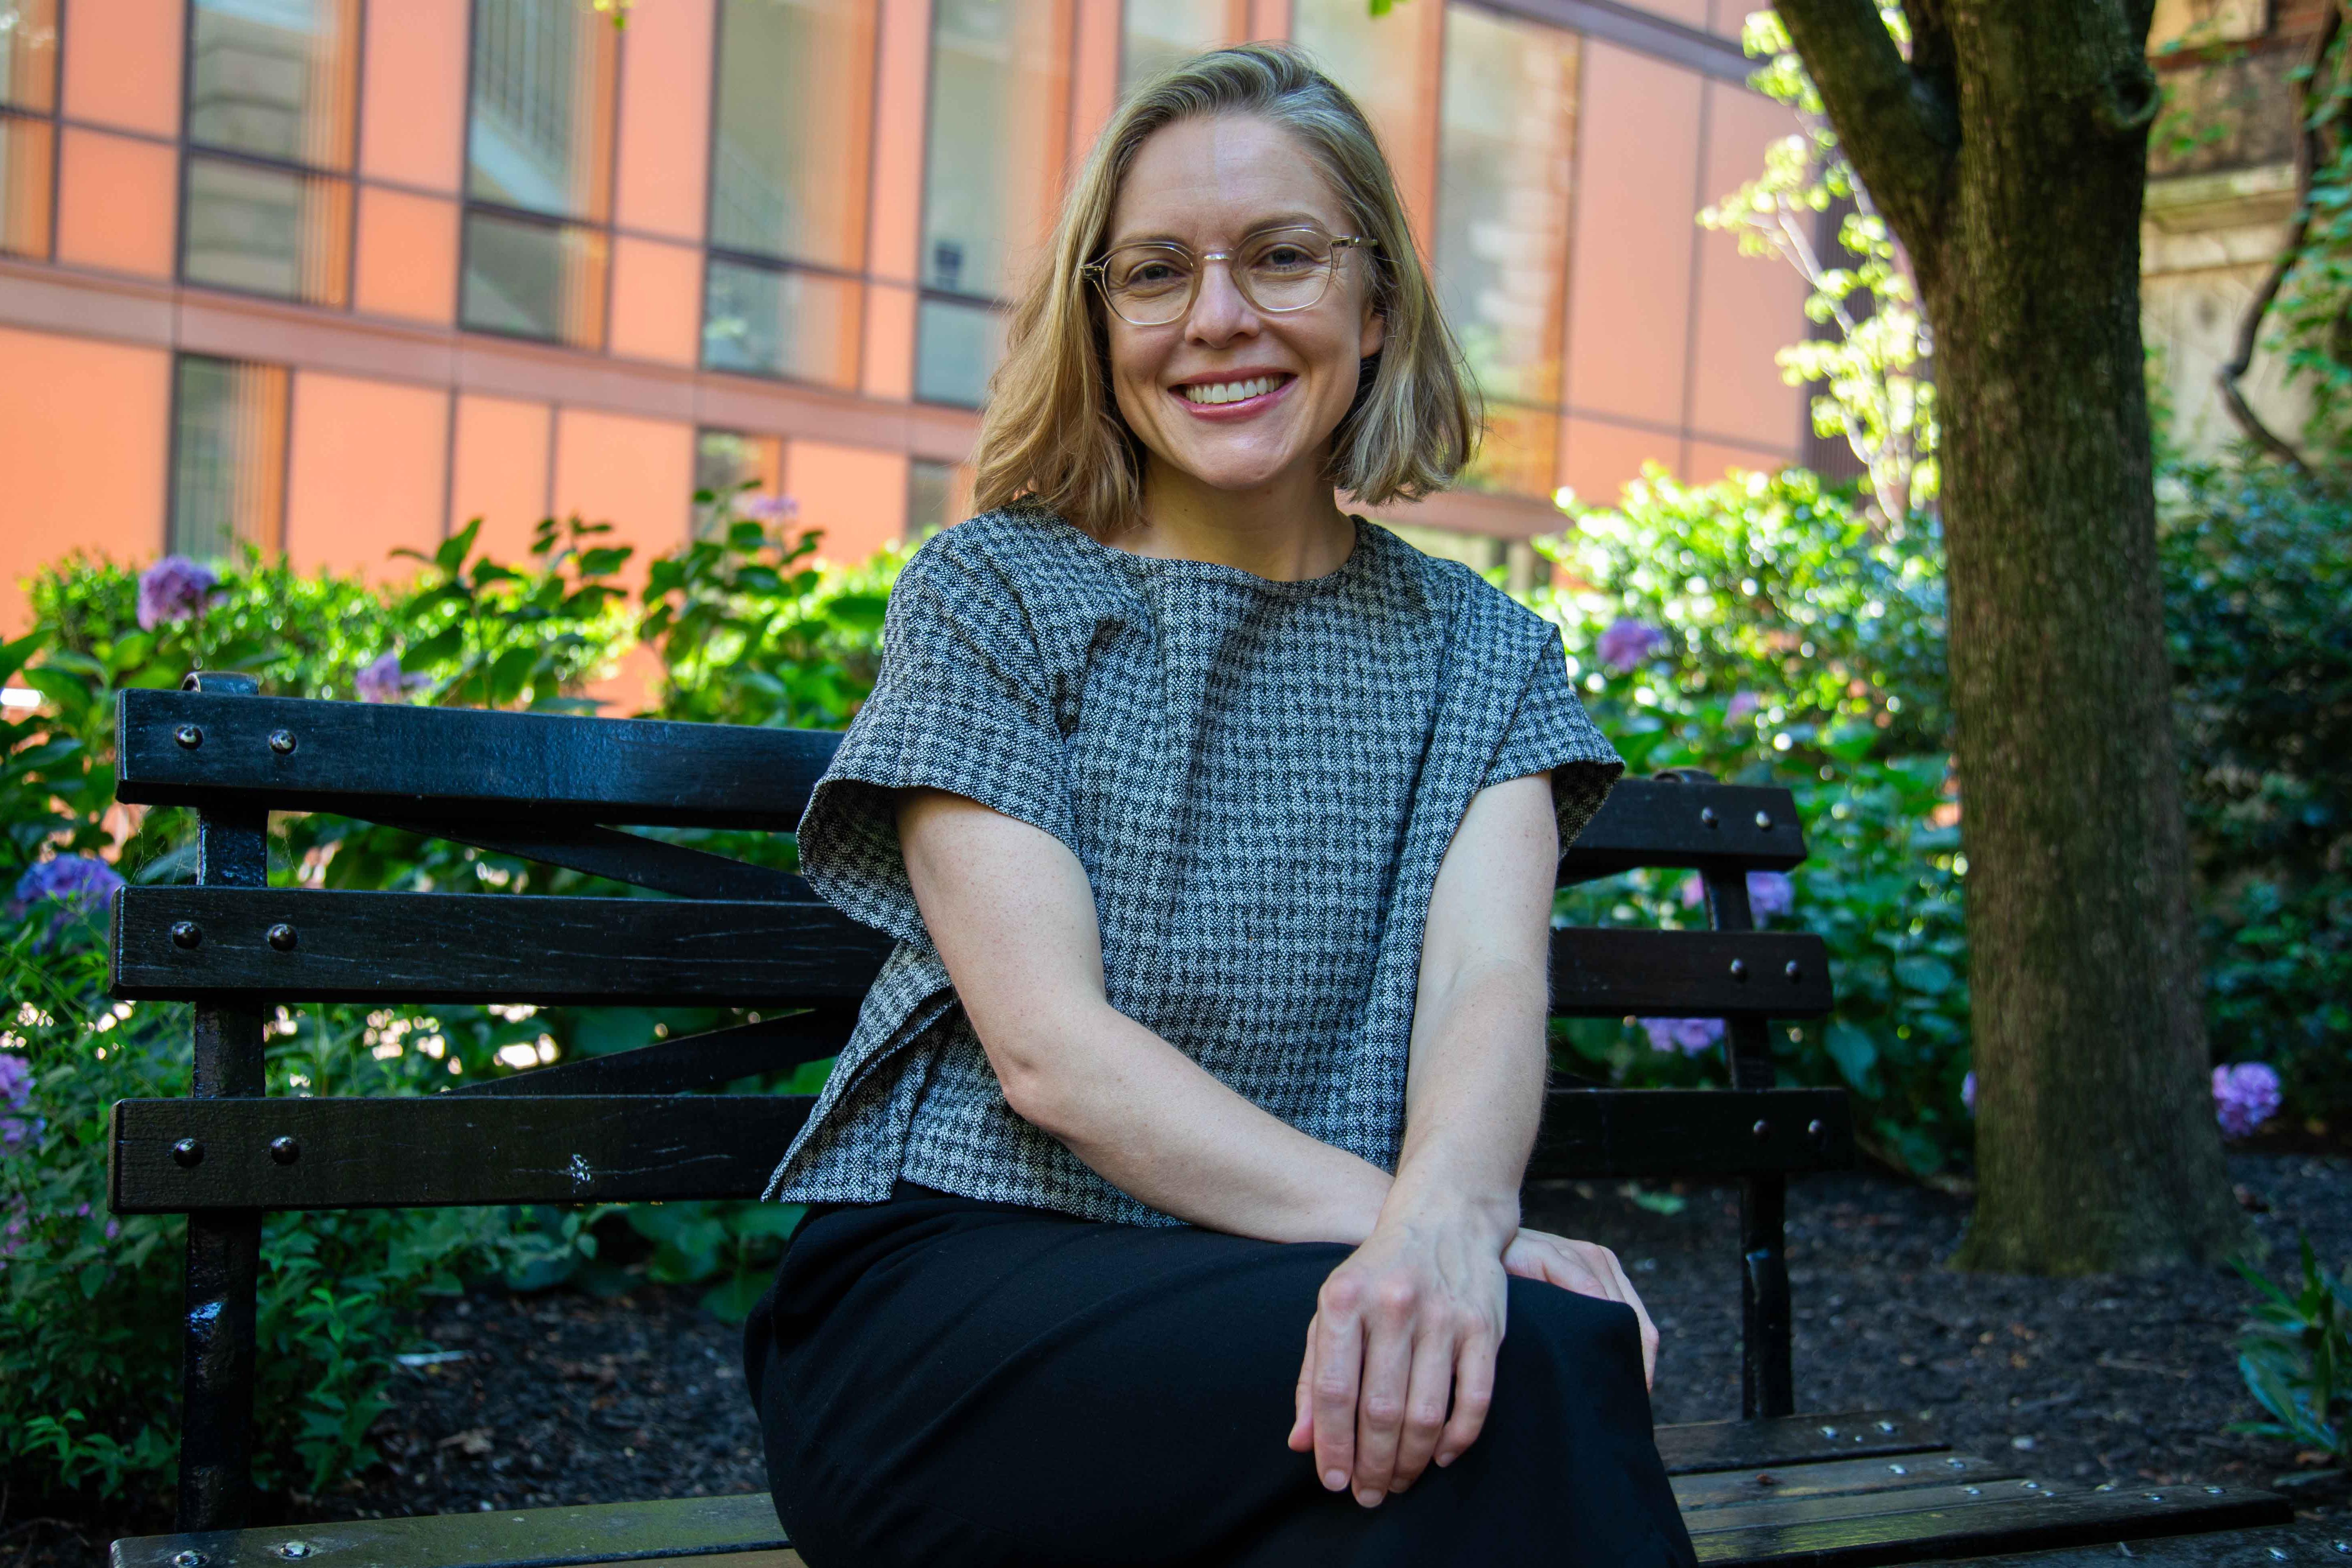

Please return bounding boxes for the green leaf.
[1824,1020,1880,1093]
[1892,954,1956,994]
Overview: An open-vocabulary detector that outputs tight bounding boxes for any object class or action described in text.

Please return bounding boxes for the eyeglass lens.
[1098,227,1343,326]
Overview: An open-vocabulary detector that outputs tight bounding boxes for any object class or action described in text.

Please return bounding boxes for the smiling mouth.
[1175,373,1296,406]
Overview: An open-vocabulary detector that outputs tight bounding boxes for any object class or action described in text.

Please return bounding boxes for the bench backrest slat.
[111,886,1829,1017]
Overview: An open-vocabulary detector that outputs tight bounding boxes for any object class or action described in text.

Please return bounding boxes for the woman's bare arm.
[895,785,1393,1245]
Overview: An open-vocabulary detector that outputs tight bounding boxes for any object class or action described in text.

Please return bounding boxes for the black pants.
[743,1185,1697,1567]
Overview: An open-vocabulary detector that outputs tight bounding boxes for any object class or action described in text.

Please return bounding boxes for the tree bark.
[1772,0,2249,1273]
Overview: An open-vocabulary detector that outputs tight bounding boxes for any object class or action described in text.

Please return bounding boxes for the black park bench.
[105,673,2292,1568]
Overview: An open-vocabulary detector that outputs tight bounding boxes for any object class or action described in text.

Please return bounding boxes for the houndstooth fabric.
[761,505,1622,1225]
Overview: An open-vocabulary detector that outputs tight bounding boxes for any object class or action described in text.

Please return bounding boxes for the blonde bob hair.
[970,42,1478,536]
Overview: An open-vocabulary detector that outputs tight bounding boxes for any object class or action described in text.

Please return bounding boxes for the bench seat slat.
[1657,1410,1943,1474]
[104,1473,2293,1568]
[111,1089,1851,1213]
[111,887,1831,1016]
[1689,1481,2290,1566]
[1675,1450,2015,1511]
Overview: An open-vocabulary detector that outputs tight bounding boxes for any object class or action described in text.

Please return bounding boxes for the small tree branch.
[2217,0,2339,470]
[1775,0,1959,250]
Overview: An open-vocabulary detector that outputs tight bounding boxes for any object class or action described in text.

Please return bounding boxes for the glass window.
[915,295,1006,407]
[1290,0,1420,152]
[0,110,50,258]
[1,2,60,261]
[187,0,358,167]
[1119,0,1226,94]
[0,0,59,112]
[461,208,608,344]
[694,428,786,538]
[181,0,359,304]
[1433,6,1578,497]
[906,457,957,538]
[463,0,617,346]
[709,0,875,270]
[702,255,862,387]
[171,355,290,563]
[182,155,353,302]
[915,0,1071,404]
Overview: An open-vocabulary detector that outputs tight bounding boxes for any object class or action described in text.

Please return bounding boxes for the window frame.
[174,0,364,308]
[0,0,64,262]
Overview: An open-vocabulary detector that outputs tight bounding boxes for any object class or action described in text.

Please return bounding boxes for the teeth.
[1179,375,1283,405]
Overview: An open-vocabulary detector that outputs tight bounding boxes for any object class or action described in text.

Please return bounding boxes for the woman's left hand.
[1502,1227,1659,1389]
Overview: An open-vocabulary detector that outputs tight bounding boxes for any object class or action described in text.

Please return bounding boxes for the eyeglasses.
[1081,225,1377,328]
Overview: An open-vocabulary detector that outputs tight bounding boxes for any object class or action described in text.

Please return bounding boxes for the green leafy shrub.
[1,504,899,1511]
[2229,1231,2352,1465]
[1530,466,1971,1176]
[2160,463,2352,1126]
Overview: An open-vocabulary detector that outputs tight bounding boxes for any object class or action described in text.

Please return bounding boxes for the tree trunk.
[1774,0,2249,1272]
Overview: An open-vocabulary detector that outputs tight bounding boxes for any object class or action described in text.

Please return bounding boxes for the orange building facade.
[0,0,1806,633]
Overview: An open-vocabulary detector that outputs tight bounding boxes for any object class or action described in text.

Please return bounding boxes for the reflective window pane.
[461,207,608,345]
[906,457,956,538]
[1119,0,1225,94]
[920,0,1070,300]
[710,0,875,271]
[0,0,59,113]
[915,295,1005,407]
[703,256,863,388]
[183,153,352,303]
[0,111,51,258]
[1435,6,1576,412]
[1290,0,1421,155]
[467,0,616,222]
[171,354,289,563]
[187,0,359,169]
[694,427,786,538]
[1459,400,1561,499]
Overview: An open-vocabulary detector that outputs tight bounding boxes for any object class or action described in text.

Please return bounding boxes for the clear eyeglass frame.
[1080,225,1378,328]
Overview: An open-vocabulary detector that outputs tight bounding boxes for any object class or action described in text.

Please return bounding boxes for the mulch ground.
[10,1151,2348,1565]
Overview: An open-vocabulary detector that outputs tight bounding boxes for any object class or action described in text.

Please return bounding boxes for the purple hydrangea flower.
[1961,1071,1976,1115]
[738,493,800,523]
[0,1115,42,1152]
[1676,871,1795,921]
[1597,618,1669,673]
[2213,1062,2282,1140]
[1639,1016,1725,1056]
[1725,690,1762,725]
[137,555,219,631]
[0,1053,29,1111]
[9,855,125,947]
[355,652,429,705]
[1747,871,1795,920]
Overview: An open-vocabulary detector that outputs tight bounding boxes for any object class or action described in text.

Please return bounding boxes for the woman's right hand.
[1502,1226,1659,1389]
[1285,1206,1512,1507]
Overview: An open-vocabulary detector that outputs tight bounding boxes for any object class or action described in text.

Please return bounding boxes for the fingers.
[1349,1277,1419,1505]
[1431,1326,1497,1471]
[1597,1249,1660,1390]
[1309,1283,1365,1498]
[1288,1316,1317,1454]
[1384,1322,1457,1495]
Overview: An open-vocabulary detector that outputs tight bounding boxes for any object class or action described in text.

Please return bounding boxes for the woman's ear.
[1358,298,1387,361]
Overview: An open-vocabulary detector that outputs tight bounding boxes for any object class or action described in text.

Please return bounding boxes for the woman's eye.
[1255,246,1314,271]
[1124,262,1185,289]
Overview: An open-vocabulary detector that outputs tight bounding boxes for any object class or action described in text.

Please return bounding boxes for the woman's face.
[1101,114,1386,501]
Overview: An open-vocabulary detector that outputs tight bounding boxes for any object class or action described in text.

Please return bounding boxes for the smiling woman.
[740,43,1690,1568]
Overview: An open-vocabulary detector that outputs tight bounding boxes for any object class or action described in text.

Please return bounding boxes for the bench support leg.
[1700,862,1799,1422]
[173,676,270,1534]
[1740,1173,1793,1418]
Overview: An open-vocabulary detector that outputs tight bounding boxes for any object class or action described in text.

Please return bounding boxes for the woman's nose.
[1185,258,1259,343]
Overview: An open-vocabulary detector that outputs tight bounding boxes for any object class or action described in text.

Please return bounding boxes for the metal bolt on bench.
[103,681,2294,1568]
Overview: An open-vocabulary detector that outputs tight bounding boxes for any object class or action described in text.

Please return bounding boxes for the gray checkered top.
[761,505,1622,1224]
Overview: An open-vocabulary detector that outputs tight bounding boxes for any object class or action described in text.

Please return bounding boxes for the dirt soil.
[9,1151,2348,1566]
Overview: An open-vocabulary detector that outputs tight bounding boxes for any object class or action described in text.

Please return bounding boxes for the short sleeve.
[1483,630,1624,849]
[794,542,1081,946]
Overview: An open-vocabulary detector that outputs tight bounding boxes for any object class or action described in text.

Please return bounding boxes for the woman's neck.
[1124,455,1357,582]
